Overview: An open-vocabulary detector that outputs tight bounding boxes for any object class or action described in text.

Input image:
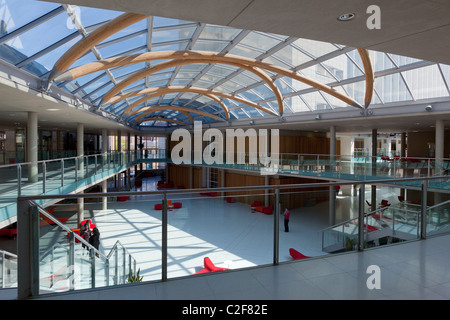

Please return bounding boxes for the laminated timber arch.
[357,48,374,108]
[52,50,368,110]
[112,86,278,117]
[101,58,284,115]
[137,118,187,126]
[48,12,150,82]
[131,106,225,123]
[123,88,230,119]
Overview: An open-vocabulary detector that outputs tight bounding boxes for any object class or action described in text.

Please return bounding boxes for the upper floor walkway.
[0,150,449,228]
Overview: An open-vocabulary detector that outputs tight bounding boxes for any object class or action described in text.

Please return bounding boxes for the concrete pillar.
[27,112,38,183]
[265,175,269,207]
[117,130,122,152]
[102,179,107,210]
[329,126,336,226]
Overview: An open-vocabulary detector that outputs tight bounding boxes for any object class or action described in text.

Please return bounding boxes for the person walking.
[284,208,290,232]
[89,227,100,257]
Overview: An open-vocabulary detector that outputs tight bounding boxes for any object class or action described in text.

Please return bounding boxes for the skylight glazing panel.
[374,73,412,103]
[208,64,238,77]
[23,33,81,75]
[292,38,337,59]
[369,51,395,72]
[191,40,228,53]
[389,53,421,67]
[147,79,170,88]
[99,34,146,59]
[0,0,60,34]
[301,91,330,111]
[228,44,261,59]
[199,25,240,41]
[152,26,196,44]
[153,17,193,28]
[272,44,312,67]
[171,78,191,87]
[321,54,361,81]
[288,95,310,112]
[239,31,281,52]
[230,71,259,87]
[439,64,450,91]
[262,55,293,69]
[251,84,275,100]
[5,10,73,58]
[74,5,122,29]
[402,64,449,100]
[152,41,189,51]
[111,62,146,79]
[275,78,295,95]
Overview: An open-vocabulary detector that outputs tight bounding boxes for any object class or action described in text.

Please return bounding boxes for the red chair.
[173,202,182,208]
[194,257,229,274]
[379,200,390,207]
[154,203,162,210]
[117,196,130,201]
[263,205,273,214]
[252,201,262,207]
[226,197,236,203]
[289,248,311,260]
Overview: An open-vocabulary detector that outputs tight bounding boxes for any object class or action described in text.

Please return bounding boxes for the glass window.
[374,73,412,103]
[0,0,60,35]
[402,64,449,100]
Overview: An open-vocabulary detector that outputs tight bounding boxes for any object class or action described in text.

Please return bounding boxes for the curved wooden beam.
[125,89,230,120]
[357,48,374,108]
[132,105,225,123]
[53,50,363,109]
[101,59,284,115]
[48,13,150,82]
[110,86,278,117]
[138,118,187,126]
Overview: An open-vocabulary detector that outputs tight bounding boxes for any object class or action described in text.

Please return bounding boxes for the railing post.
[420,181,428,240]
[17,164,21,197]
[17,199,39,299]
[61,159,64,187]
[358,184,365,251]
[42,161,46,193]
[162,193,168,281]
[75,157,78,182]
[273,188,280,265]
[69,233,75,291]
[90,248,96,288]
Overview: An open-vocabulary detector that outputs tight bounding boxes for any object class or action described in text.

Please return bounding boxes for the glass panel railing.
[427,199,450,237]
[322,202,422,253]
[0,250,17,288]
[34,203,136,294]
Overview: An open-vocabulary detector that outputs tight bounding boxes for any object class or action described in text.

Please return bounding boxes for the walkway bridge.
[1,151,449,228]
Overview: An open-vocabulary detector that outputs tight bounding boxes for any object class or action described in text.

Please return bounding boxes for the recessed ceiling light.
[338,13,355,21]
[47,108,60,111]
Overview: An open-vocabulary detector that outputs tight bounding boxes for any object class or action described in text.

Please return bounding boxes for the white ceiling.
[42,0,450,65]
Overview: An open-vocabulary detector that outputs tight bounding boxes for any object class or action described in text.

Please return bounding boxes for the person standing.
[284,208,290,232]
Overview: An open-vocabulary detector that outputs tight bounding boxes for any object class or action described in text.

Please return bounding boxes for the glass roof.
[1,0,449,128]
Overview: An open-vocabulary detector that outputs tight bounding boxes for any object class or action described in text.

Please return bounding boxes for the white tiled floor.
[31,177,450,300]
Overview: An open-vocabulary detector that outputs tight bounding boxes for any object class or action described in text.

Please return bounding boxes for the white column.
[436,119,444,161]
[27,112,38,183]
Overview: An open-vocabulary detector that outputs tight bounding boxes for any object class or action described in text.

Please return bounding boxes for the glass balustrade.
[34,204,136,294]
[0,250,17,288]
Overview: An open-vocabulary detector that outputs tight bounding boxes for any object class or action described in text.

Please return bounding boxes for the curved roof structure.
[1,1,449,129]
